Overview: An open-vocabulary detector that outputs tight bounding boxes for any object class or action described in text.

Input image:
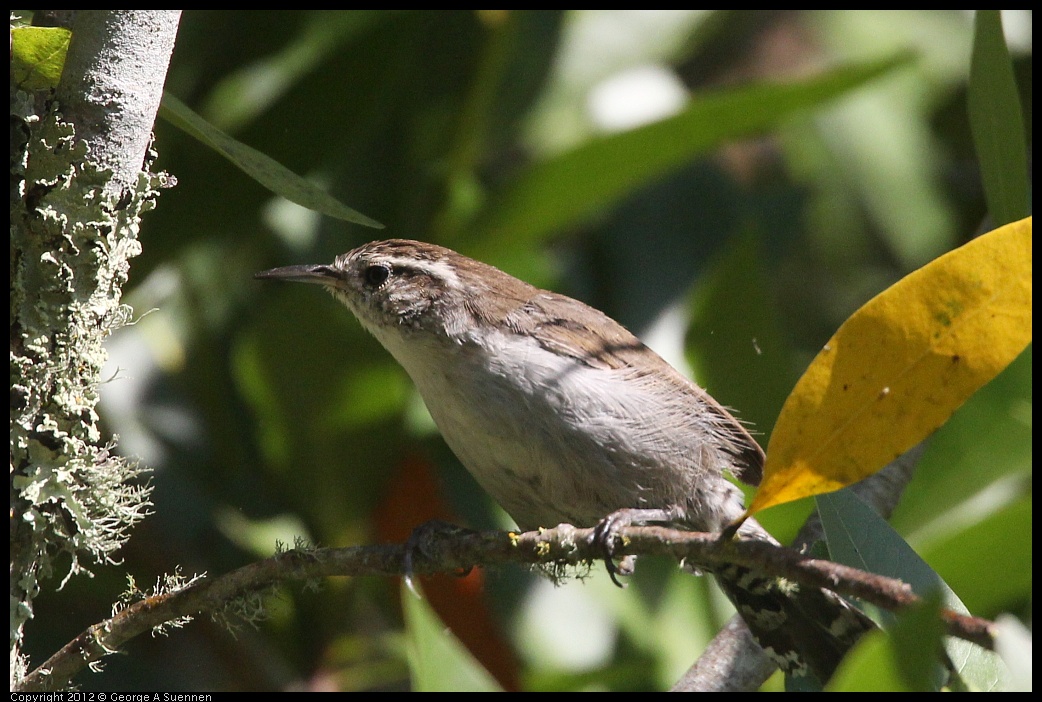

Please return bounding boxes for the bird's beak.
[254,264,341,286]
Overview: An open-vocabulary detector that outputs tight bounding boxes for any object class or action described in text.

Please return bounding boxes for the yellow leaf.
[748,217,1031,515]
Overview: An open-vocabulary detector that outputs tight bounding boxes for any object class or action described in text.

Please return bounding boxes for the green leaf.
[889,591,947,690]
[159,92,383,228]
[401,582,502,692]
[969,11,1030,226]
[11,26,71,90]
[473,52,913,245]
[827,629,911,691]
[817,490,1013,691]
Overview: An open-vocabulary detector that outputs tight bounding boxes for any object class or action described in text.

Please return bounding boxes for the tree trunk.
[9,10,181,689]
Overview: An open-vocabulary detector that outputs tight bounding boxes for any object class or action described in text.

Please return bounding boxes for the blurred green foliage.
[22,10,1030,692]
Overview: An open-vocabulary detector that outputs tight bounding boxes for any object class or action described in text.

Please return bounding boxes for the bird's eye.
[363,264,391,288]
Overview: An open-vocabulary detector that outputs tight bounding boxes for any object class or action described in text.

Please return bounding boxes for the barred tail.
[714,563,876,682]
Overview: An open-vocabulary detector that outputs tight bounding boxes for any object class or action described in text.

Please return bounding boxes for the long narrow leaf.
[160,92,383,228]
[969,11,1029,226]
[474,53,913,244]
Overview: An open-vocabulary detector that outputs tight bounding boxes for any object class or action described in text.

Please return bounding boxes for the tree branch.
[16,523,996,692]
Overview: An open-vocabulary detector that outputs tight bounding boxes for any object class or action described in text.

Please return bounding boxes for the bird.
[256,239,875,682]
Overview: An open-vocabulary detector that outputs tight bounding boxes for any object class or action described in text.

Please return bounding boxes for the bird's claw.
[590,507,683,588]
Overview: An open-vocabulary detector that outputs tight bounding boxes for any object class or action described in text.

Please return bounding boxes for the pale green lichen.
[10,96,170,677]
[113,569,207,638]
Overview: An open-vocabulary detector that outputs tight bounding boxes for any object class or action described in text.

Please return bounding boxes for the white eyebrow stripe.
[377,255,462,290]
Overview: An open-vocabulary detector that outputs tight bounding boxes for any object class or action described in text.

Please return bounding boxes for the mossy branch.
[15,524,996,692]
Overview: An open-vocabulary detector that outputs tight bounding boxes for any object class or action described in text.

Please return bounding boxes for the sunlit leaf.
[749,217,1031,513]
[472,52,913,247]
[11,26,71,90]
[160,92,383,228]
[402,582,502,692]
